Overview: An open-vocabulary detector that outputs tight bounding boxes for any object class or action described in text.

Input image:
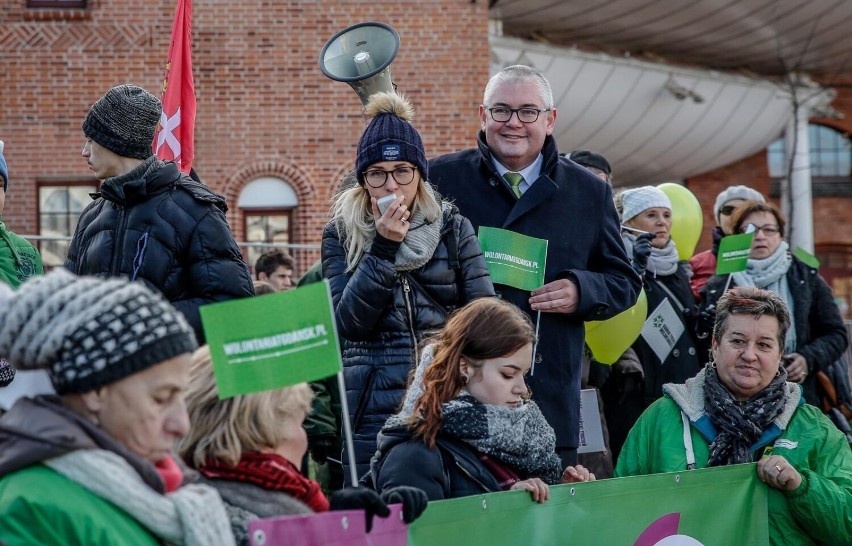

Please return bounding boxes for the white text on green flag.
[478,226,548,291]
[200,281,342,398]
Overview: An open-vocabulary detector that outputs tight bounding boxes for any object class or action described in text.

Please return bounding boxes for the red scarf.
[477,451,521,490]
[199,452,329,512]
[156,455,184,493]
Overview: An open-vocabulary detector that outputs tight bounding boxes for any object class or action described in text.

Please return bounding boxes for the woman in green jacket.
[616,286,852,546]
[0,269,234,546]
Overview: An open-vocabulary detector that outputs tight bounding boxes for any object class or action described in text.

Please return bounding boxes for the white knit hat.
[713,185,765,223]
[620,186,671,222]
[0,269,196,394]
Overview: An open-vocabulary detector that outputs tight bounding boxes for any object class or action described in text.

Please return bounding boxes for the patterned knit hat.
[0,269,197,395]
[0,140,8,192]
[620,186,672,222]
[82,84,161,160]
[355,92,428,185]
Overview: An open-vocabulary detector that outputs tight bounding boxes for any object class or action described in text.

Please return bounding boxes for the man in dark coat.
[67,84,253,341]
[429,65,640,467]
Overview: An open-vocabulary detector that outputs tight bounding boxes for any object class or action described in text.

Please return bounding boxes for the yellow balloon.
[658,183,703,260]
[585,289,648,365]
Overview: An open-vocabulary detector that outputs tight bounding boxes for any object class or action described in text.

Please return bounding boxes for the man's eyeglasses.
[363,165,417,188]
[740,223,781,236]
[718,205,738,216]
[484,106,551,124]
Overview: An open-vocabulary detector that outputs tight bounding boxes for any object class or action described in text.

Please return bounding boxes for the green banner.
[716,233,754,275]
[478,226,548,291]
[409,464,768,545]
[793,246,820,269]
[200,281,342,398]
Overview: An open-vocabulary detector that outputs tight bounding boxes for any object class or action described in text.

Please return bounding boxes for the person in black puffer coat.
[322,92,495,482]
[66,84,254,341]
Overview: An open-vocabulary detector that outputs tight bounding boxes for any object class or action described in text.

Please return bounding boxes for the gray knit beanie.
[355,92,428,185]
[82,84,162,160]
[0,269,197,395]
[620,186,672,222]
[713,185,765,224]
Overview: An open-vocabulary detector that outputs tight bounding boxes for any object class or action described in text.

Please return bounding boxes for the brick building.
[2,0,850,314]
[0,0,490,274]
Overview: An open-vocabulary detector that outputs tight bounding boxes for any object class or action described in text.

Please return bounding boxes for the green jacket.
[0,465,160,546]
[0,218,43,288]
[615,371,852,545]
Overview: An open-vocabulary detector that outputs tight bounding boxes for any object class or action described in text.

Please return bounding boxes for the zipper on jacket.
[110,207,127,277]
[454,460,495,493]
[401,275,419,365]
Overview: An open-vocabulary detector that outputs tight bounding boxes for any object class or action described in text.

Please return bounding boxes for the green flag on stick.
[716,233,755,275]
[200,280,342,398]
[478,226,548,291]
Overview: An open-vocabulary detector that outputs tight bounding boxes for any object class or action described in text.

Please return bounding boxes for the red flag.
[153,0,196,174]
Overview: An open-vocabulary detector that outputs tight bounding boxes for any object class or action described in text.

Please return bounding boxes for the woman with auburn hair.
[370,298,593,502]
[178,346,427,546]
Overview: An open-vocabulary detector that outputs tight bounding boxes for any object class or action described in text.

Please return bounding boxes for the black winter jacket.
[66,159,254,341]
[322,204,495,480]
[429,134,641,451]
[697,255,848,405]
[603,262,702,461]
[371,430,502,501]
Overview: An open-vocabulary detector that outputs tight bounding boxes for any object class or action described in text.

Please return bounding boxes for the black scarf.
[704,365,788,467]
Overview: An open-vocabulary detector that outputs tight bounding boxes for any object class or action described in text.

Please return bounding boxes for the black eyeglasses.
[740,223,781,235]
[718,205,737,216]
[363,165,417,188]
[484,106,551,123]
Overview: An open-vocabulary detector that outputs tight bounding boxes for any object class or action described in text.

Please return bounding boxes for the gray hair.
[483,65,554,109]
[712,286,792,349]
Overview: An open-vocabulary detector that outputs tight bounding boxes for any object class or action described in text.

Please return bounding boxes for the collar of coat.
[663,367,804,449]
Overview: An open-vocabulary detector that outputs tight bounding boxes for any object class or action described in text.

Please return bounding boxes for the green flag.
[793,246,821,268]
[409,464,768,545]
[478,226,547,291]
[200,281,342,398]
[716,232,754,275]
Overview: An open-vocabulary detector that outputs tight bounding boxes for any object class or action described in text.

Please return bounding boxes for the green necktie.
[503,172,524,199]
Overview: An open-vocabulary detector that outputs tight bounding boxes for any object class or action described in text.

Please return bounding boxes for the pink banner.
[249,505,408,546]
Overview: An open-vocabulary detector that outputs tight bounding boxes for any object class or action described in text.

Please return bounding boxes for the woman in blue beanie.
[322,91,495,482]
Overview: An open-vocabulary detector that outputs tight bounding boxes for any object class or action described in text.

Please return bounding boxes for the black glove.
[329,487,390,533]
[632,232,655,276]
[308,437,335,465]
[380,486,428,524]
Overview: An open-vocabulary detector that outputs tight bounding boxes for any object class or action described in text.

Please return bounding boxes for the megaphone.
[319,22,400,107]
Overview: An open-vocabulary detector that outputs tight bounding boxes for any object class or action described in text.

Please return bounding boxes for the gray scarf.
[622,233,680,276]
[703,364,789,467]
[392,201,447,272]
[731,242,796,352]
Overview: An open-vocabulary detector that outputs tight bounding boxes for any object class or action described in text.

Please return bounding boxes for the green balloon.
[658,183,703,261]
[585,289,648,365]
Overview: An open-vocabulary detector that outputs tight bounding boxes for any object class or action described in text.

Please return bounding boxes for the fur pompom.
[363,91,415,122]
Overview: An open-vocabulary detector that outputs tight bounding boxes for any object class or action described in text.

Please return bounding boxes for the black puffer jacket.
[697,255,848,405]
[371,430,501,501]
[66,158,254,341]
[322,204,495,479]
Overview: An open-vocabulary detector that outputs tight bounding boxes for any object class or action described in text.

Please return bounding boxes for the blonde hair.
[178,345,314,467]
[331,179,442,272]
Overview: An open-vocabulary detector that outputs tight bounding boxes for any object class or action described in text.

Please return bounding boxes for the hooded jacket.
[615,371,852,546]
[65,158,254,341]
[322,203,495,479]
[0,397,166,545]
[429,133,641,450]
[0,218,43,288]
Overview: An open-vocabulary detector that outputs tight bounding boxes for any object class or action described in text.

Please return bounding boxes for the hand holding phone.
[377,194,397,216]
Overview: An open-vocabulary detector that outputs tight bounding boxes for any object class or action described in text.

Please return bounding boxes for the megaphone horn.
[319,22,400,107]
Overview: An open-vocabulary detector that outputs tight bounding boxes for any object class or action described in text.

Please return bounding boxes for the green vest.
[0,219,43,288]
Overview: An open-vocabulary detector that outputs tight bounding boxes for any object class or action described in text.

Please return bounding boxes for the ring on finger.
[774,464,783,475]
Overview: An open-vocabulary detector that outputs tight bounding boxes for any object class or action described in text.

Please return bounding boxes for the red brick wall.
[0,0,490,273]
